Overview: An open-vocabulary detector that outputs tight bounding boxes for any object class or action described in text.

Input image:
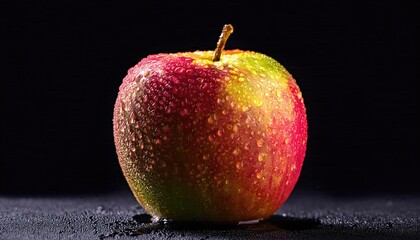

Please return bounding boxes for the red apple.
[113,24,307,223]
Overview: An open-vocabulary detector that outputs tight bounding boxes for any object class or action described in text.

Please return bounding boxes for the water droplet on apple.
[129,113,136,124]
[232,124,239,133]
[162,125,170,132]
[171,86,179,94]
[130,133,136,142]
[202,154,210,160]
[285,138,290,144]
[257,139,264,147]
[217,129,223,137]
[256,172,262,179]
[207,116,214,124]
[208,135,215,142]
[253,99,263,106]
[174,67,185,74]
[236,161,243,169]
[163,91,170,98]
[258,152,267,161]
[180,108,189,116]
[124,103,131,112]
[232,148,239,155]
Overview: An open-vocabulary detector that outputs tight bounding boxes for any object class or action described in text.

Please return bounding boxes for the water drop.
[163,91,170,98]
[256,139,264,147]
[180,108,189,117]
[285,138,290,144]
[203,154,210,160]
[174,67,185,74]
[232,124,239,133]
[130,113,136,124]
[130,133,136,142]
[169,76,179,84]
[236,161,243,169]
[241,105,250,112]
[207,116,214,124]
[258,152,267,162]
[186,69,194,76]
[256,172,262,179]
[140,143,144,149]
[208,135,215,142]
[276,89,282,98]
[217,129,223,137]
[162,125,170,132]
[253,99,263,106]
[232,148,239,155]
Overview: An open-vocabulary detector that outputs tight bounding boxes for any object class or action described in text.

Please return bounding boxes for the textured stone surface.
[1,189,419,240]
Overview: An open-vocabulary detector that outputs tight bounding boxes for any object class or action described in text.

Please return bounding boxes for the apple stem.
[212,24,234,62]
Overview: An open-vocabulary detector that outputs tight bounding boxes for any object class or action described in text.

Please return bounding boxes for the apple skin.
[113,50,307,223]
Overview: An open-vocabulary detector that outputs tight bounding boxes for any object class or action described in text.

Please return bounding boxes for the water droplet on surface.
[258,152,267,161]
[208,135,215,142]
[253,99,263,106]
[130,113,136,124]
[276,89,282,97]
[285,138,290,144]
[180,108,189,117]
[207,116,214,124]
[236,161,243,169]
[140,143,144,149]
[232,148,239,155]
[217,129,223,137]
[257,139,264,147]
[232,124,239,132]
[256,172,262,179]
[130,133,136,142]
[203,154,210,160]
[162,125,170,132]
[242,105,250,112]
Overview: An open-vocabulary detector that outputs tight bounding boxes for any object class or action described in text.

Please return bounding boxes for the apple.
[113,24,307,224]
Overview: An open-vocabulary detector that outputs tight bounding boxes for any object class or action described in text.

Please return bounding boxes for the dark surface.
[1,188,419,240]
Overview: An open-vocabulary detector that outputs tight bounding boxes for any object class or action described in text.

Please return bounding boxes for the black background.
[1,0,418,195]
